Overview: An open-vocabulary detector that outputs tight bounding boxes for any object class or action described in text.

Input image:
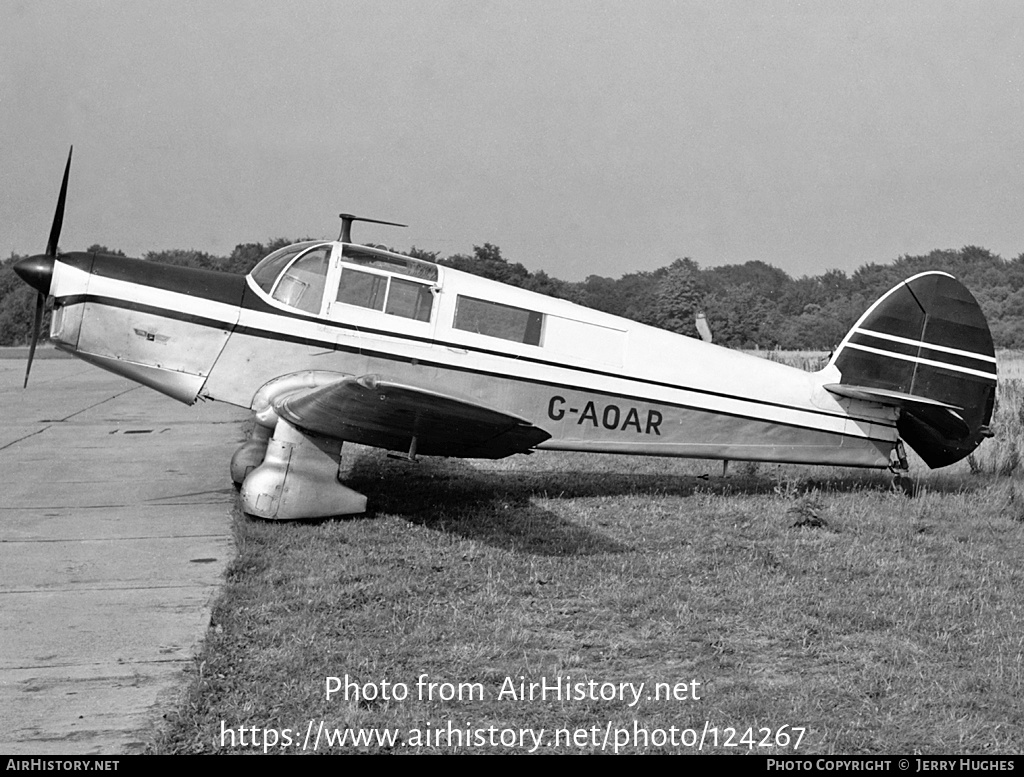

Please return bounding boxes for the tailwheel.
[891,472,916,497]
[889,441,915,497]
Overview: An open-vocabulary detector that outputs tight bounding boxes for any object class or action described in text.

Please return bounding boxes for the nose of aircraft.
[14,254,55,296]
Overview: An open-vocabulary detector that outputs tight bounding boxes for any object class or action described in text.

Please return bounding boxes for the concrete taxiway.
[0,354,247,754]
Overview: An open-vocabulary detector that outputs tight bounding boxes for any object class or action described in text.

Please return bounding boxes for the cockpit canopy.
[251,241,329,313]
[249,241,438,321]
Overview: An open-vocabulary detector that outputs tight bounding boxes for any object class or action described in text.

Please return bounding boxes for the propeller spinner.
[14,147,72,387]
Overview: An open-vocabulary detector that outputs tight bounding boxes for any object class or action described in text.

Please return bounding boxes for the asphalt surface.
[0,355,247,754]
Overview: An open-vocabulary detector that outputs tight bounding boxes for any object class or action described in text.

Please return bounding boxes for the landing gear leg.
[239,418,368,520]
[230,419,273,489]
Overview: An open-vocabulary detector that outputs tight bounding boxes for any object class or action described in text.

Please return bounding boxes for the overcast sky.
[2,0,1022,280]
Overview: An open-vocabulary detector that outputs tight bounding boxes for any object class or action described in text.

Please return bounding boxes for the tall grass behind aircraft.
[14,151,997,520]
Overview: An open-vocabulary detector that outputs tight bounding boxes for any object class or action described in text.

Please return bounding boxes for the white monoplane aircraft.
[15,151,996,519]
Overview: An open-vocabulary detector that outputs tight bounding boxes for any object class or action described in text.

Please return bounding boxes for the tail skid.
[826,271,996,468]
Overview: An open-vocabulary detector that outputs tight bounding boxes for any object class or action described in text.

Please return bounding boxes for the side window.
[385,278,433,322]
[337,268,386,311]
[335,269,434,322]
[271,247,330,314]
[453,296,544,345]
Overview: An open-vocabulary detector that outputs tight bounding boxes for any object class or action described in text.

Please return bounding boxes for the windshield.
[250,241,324,294]
[271,245,332,314]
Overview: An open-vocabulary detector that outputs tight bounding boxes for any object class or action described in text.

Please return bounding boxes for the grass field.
[150,351,1024,754]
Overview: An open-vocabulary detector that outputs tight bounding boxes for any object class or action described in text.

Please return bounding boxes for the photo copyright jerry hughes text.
[768,758,1015,772]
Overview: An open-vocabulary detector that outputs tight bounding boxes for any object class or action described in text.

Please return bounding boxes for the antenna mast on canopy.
[338,213,407,243]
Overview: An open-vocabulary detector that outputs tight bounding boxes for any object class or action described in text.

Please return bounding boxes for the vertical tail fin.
[827,271,996,468]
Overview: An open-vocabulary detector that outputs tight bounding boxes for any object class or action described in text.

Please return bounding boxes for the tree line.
[2,240,1023,350]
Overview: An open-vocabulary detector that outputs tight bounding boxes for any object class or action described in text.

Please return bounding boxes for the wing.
[273,374,551,459]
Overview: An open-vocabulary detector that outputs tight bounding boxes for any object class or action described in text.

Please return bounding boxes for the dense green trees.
[3,240,1024,351]
[0,258,38,347]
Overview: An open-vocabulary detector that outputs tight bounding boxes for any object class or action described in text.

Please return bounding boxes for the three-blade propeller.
[15,147,72,388]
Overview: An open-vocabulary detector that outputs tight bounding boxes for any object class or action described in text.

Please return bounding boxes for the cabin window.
[336,268,386,311]
[385,277,433,322]
[453,296,544,345]
[270,246,331,314]
[335,269,434,322]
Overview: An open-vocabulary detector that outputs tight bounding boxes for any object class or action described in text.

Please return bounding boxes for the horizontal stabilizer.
[824,384,970,440]
[828,271,996,468]
[824,384,963,411]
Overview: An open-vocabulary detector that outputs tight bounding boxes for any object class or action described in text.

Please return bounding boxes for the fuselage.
[41,242,899,468]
